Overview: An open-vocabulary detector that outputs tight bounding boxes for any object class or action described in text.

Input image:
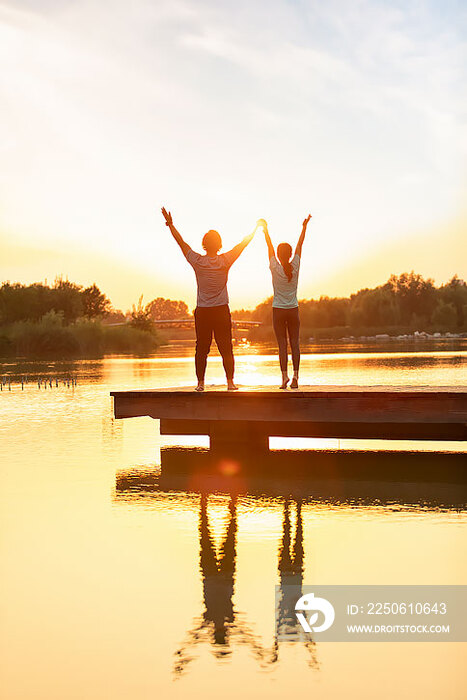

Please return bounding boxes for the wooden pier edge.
[111,386,467,451]
[159,418,466,443]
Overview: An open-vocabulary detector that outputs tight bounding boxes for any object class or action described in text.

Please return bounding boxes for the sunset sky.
[1,0,466,311]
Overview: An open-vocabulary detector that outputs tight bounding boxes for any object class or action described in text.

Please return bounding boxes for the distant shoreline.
[162,336,467,355]
[1,335,466,363]
[316,331,467,343]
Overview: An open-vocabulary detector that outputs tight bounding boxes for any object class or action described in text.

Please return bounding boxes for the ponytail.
[277,243,293,282]
[282,260,293,282]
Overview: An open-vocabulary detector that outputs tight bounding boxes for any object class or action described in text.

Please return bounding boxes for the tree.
[349,287,398,328]
[146,297,190,320]
[231,307,254,321]
[103,308,126,324]
[0,282,54,324]
[251,297,274,325]
[52,277,83,323]
[385,272,436,326]
[82,284,111,318]
[431,301,457,331]
[439,276,467,329]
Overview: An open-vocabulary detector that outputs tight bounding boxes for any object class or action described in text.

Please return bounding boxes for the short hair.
[202,229,222,252]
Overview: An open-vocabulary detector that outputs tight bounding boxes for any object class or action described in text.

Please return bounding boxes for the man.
[161,207,257,391]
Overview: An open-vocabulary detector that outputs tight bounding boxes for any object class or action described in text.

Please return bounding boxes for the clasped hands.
[255,215,311,235]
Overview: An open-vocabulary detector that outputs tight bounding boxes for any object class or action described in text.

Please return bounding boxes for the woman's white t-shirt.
[269,254,300,308]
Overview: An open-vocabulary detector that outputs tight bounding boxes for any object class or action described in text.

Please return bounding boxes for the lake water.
[1,349,466,699]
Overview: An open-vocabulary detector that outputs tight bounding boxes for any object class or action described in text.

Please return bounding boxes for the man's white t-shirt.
[185,248,237,308]
[269,254,300,309]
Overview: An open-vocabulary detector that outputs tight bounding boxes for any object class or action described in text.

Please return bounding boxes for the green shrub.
[103,325,160,355]
[9,311,78,357]
[0,333,13,356]
[3,312,161,358]
[73,319,105,355]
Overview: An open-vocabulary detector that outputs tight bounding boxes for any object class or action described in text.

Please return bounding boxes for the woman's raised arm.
[259,219,275,260]
[295,214,312,257]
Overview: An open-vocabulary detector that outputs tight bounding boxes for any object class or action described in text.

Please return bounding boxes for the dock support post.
[209,421,269,453]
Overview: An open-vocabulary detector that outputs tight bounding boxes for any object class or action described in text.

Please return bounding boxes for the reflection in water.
[277,499,304,639]
[199,494,236,647]
[115,446,467,678]
[173,494,273,675]
[1,354,466,699]
[101,414,124,453]
[0,358,105,385]
[116,446,467,510]
[274,499,317,666]
[172,493,317,676]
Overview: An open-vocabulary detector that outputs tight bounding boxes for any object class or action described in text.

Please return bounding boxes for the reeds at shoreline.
[0,311,162,359]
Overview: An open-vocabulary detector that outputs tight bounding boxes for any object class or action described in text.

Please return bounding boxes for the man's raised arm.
[225,223,259,265]
[295,214,312,257]
[161,207,191,257]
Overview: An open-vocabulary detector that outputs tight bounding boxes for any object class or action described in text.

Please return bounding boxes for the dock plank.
[110,385,467,446]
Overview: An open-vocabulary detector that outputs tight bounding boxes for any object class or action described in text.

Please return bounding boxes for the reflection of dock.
[116,448,467,508]
[110,385,467,450]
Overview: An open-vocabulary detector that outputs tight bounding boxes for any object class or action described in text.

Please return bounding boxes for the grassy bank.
[0,311,163,358]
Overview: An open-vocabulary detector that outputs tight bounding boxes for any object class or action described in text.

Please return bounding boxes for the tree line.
[0,278,188,358]
[0,278,190,327]
[232,272,467,338]
[1,272,466,355]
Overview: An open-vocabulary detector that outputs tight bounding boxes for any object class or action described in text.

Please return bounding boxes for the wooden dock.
[110,386,467,451]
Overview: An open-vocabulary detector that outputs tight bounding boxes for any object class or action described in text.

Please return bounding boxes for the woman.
[260,215,311,389]
[161,207,258,391]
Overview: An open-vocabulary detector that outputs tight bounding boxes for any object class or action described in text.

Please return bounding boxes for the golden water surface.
[0,350,466,699]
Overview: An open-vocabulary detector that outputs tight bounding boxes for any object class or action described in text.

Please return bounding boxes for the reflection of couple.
[173,494,316,676]
[161,208,312,391]
[174,494,269,675]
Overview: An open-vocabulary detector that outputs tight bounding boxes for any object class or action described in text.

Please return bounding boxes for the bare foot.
[290,377,298,389]
[195,382,205,392]
[280,376,290,390]
[227,381,238,391]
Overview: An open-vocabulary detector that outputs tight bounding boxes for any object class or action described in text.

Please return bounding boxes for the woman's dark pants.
[194,305,235,381]
[272,306,300,373]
